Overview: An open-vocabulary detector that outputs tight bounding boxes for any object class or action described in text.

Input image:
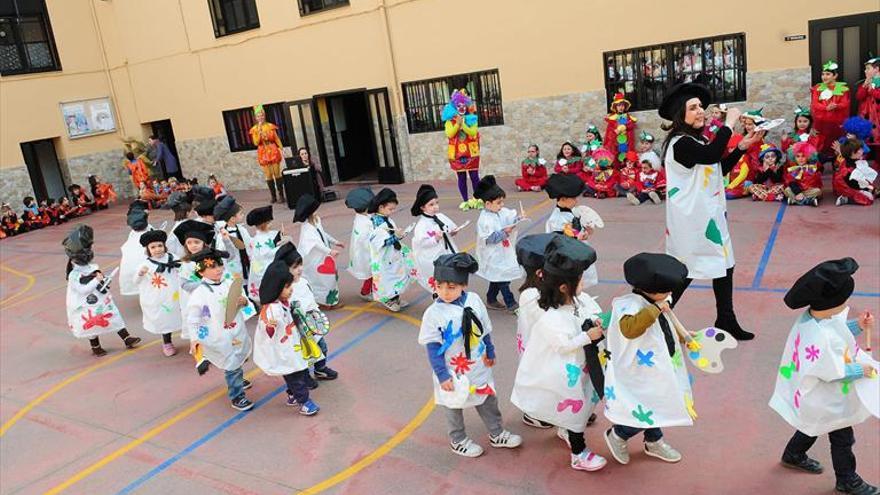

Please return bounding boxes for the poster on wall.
[60,97,117,139]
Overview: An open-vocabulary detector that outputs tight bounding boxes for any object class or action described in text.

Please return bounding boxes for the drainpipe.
[88,0,125,137]
[377,0,407,175]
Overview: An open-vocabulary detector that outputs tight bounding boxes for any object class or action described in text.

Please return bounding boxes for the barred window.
[604,33,746,112]
[208,0,259,38]
[0,0,61,76]
[298,0,349,16]
[222,102,290,152]
[402,69,504,134]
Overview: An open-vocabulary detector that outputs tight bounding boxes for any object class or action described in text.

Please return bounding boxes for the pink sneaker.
[571,450,607,471]
[162,343,177,357]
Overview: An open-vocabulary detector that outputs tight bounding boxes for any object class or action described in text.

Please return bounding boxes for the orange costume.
[249,105,285,203]
[125,157,150,190]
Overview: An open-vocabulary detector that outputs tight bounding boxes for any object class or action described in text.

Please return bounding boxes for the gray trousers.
[443,394,503,443]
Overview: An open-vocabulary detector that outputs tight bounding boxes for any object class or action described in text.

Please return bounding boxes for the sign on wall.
[60,97,117,139]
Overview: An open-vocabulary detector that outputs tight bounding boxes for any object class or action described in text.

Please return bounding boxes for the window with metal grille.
[402,69,504,134]
[222,102,290,152]
[208,0,259,38]
[0,0,60,76]
[604,33,746,112]
[298,0,349,16]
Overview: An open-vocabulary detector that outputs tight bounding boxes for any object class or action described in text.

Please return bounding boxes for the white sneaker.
[836,195,848,206]
[358,293,373,302]
[557,427,571,448]
[626,192,640,205]
[383,300,401,312]
[648,191,661,204]
[644,438,682,463]
[604,428,630,465]
[450,438,484,458]
[571,450,607,471]
[489,430,522,449]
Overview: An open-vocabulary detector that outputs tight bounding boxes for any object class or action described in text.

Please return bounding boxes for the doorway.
[809,11,880,114]
[324,91,378,182]
[149,119,183,178]
[20,138,66,202]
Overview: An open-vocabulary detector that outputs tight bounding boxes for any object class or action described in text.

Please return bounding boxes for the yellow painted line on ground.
[0,263,36,306]
[43,304,374,495]
[0,338,162,437]
[1,260,121,311]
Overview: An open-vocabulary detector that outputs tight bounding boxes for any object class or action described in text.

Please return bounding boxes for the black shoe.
[91,346,107,357]
[522,413,553,429]
[715,318,754,341]
[231,397,254,411]
[835,478,879,495]
[123,336,142,348]
[314,367,338,380]
[306,375,319,390]
[781,453,824,474]
[587,413,597,427]
[242,379,252,390]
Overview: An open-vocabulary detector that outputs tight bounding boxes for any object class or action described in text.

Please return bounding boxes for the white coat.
[178,260,200,339]
[511,305,596,432]
[119,227,152,296]
[66,263,126,339]
[411,214,458,292]
[166,220,186,260]
[254,300,320,376]
[298,219,340,306]
[475,208,524,283]
[186,278,254,371]
[769,308,874,436]
[133,254,182,334]
[603,293,694,428]
[347,213,374,281]
[664,135,735,280]
[368,215,415,304]
[246,229,280,301]
[216,221,250,283]
[417,293,495,409]
[545,207,598,288]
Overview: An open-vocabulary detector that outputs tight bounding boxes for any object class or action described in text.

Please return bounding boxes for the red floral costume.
[811,81,850,154]
[554,157,589,183]
[515,158,548,191]
[781,131,822,154]
[833,156,875,206]
[856,77,880,150]
[724,134,761,199]
[604,92,637,166]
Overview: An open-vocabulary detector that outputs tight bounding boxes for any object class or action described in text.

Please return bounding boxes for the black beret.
[127,207,149,231]
[194,198,217,217]
[546,174,586,199]
[273,242,302,267]
[139,229,167,247]
[173,219,216,246]
[623,252,688,293]
[259,262,295,305]
[368,188,398,213]
[191,185,215,202]
[293,195,319,223]
[246,205,274,226]
[213,195,240,222]
[516,233,558,270]
[433,253,479,285]
[345,187,374,212]
[473,175,505,202]
[161,191,191,212]
[543,236,597,277]
[784,258,858,311]
[411,184,439,216]
[63,224,94,255]
[658,82,711,121]
[189,247,229,271]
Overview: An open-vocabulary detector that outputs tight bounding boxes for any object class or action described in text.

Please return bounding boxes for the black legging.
[670,266,736,322]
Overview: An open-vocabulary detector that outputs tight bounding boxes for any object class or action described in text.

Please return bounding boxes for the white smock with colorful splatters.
[475,207,524,283]
[133,253,182,334]
[368,215,415,304]
[185,278,254,371]
[769,308,873,436]
[119,227,152,296]
[664,135,734,280]
[347,213,374,281]
[66,263,126,339]
[603,293,694,428]
[545,207,599,288]
[245,229,280,301]
[411,213,458,293]
[298,219,340,306]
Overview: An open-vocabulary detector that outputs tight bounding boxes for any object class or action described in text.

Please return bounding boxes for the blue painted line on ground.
[115,209,553,493]
[752,201,787,288]
[597,279,879,297]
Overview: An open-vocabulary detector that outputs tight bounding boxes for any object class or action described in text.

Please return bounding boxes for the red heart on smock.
[317,256,337,275]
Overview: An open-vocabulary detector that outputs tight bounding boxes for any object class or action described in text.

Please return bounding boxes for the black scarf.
[635,290,675,357]
[227,225,250,278]
[554,206,582,233]
[461,306,485,360]
[149,254,181,273]
[580,314,605,399]
[422,214,455,253]
[377,215,402,251]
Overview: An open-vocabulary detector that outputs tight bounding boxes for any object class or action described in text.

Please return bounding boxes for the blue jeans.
[224,367,245,401]
[614,424,663,442]
[314,337,329,371]
[487,282,516,307]
[283,369,310,404]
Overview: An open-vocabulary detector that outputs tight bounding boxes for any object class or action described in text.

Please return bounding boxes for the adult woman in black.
[290,147,325,199]
[659,83,764,341]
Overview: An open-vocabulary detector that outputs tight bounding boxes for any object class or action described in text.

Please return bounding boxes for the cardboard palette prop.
[224,275,255,324]
[756,118,785,132]
[668,310,737,374]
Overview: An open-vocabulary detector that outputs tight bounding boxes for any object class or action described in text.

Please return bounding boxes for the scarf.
[422,214,455,253]
[149,254,181,273]
[374,215,402,250]
[226,224,250,278]
[635,290,675,357]
[461,305,485,360]
[576,303,605,399]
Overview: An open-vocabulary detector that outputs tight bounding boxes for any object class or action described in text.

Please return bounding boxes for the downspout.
[88,0,125,137]
[377,0,407,175]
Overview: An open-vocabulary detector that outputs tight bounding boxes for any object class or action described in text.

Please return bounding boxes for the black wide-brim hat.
[194,198,217,217]
[546,174,586,199]
[411,184,439,216]
[473,175,505,202]
[516,233,558,270]
[433,252,479,285]
[63,224,94,255]
[127,208,149,231]
[213,195,240,222]
[273,242,302,267]
[259,262,295,306]
[543,236,597,277]
[293,195,319,223]
[139,229,168,247]
[246,205,274,226]
[784,257,858,311]
[173,219,216,246]
[368,188,398,214]
[162,191,191,211]
[624,252,688,293]
[345,186,374,212]
[658,83,712,121]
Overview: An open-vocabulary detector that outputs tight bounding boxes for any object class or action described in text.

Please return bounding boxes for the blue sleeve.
[846,319,862,337]
[484,333,496,360]
[426,343,451,382]
[836,363,866,382]
[486,230,508,244]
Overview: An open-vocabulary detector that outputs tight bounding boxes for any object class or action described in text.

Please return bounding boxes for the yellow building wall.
[1,0,877,170]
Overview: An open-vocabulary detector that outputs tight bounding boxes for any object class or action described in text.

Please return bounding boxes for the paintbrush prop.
[97,267,119,293]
